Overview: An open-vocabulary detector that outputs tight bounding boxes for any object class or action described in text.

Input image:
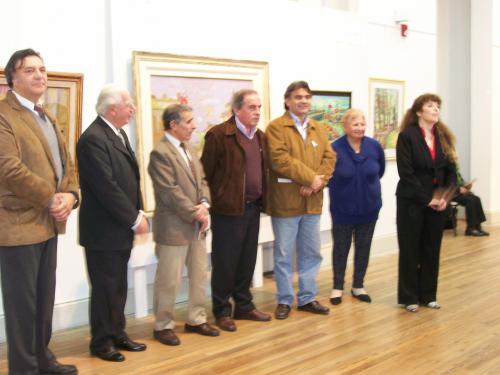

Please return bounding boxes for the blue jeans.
[272,214,322,306]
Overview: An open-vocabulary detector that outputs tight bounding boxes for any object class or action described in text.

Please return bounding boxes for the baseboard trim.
[486,209,500,225]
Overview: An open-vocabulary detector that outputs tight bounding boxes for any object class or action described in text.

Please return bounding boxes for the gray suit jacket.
[148,136,210,246]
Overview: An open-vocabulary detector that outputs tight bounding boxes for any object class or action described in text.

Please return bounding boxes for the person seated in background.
[453,169,489,237]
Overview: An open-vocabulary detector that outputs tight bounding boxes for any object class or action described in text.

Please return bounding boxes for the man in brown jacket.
[266,81,336,320]
[148,104,219,346]
[201,89,271,332]
[0,49,78,375]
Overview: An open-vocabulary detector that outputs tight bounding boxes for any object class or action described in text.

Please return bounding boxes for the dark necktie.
[180,142,196,178]
[34,104,46,121]
[117,130,126,147]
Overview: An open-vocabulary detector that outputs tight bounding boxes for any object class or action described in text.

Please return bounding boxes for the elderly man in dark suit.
[0,49,78,375]
[148,104,219,346]
[77,84,149,362]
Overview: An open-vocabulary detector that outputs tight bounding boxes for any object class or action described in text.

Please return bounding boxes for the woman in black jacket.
[396,93,457,312]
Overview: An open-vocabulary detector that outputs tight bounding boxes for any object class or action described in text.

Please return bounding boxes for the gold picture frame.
[0,70,84,166]
[368,78,405,160]
[132,51,270,213]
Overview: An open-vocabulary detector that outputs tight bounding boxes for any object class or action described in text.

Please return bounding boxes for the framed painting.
[368,78,405,159]
[132,51,270,213]
[0,70,84,165]
[309,90,351,142]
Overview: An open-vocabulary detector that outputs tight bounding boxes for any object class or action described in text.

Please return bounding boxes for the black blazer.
[77,116,143,250]
[396,125,456,206]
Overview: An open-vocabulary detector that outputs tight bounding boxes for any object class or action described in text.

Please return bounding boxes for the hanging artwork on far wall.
[368,78,405,159]
[132,51,270,213]
[309,90,352,142]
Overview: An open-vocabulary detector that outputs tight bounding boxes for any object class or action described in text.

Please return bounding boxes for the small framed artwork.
[310,90,352,142]
[0,70,84,165]
[132,51,270,213]
[368,78,405,159]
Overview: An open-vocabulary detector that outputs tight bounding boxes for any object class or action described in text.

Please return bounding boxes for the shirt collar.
[289,111,309,128]
[235,115,257,139]
[100,115,121,136]
[13,90,40,114]
[165,131,182,147]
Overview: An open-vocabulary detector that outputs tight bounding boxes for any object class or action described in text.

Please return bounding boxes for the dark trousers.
[397,197,445,305]
[211,201,260,318]
[0,237,58,375]
[85,248,131,351]
[332,221,376,290]
[453,193,486,229]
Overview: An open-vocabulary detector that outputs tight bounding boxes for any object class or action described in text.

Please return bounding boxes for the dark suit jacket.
[0,91,78,246]
[148,136,210,246]
[395,125,456,206]
[77,116,143,250]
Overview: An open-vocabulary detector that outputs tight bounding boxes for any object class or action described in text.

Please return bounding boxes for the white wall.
[0,0,442,339]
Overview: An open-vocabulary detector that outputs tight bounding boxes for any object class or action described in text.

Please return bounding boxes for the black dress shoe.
[39,361,78,374]
[234,309,272,321]
[465,228,486,237]
[185,323,220,336]
[330,297,342,305]
[275,304,291,320]
[351,290,372,303]
[298,301,330,315]
[91,346,125,362]
[115,338,147,352]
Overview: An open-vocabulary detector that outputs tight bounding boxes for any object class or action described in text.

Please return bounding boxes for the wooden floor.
[1,221,499,375]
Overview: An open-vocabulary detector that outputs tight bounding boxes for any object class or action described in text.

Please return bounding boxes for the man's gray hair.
[162,103,193,130]
[95,84,129,116]
[230,89,258,113]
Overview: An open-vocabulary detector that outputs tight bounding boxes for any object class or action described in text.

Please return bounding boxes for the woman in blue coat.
[328,109,385,305]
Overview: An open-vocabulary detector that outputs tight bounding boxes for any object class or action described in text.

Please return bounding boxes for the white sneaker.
[405,304,419,312]
[427,301,441,309]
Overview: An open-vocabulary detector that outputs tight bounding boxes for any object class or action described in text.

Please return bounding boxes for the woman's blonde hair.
[400,93,457,162]
[341,108,365,127]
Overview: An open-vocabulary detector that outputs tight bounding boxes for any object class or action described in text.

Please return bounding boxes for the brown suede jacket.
[201,116,267,216]
[0,91,79,246]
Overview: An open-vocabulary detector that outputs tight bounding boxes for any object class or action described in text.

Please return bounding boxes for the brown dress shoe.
[215,316,237,332]
[275,304,291,320]
[234,309,272,321]
[297,300,330,315]
[153,329,180,346]
[185,323,220,337]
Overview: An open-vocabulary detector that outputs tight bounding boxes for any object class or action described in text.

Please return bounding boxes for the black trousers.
[85,248,131,351]
[211,201,260,318]
[332,221,376,290]
[397,197,445,305]
[453,193,486,229]
[0,237,58,375]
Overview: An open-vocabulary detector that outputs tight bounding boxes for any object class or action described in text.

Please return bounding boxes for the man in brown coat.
[0,49,79,375]
[266,81,336,320]
[148,104,219,346]
[201,89,271,332]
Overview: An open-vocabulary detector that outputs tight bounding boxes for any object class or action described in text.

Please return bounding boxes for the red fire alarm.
[395,19,408,38]
[400,22,408,37]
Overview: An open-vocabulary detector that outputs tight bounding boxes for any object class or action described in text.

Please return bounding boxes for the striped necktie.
[180,142,196,178]
[34,104,46,121]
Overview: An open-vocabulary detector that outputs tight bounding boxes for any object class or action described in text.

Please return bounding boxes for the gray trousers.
[0,237,58,375]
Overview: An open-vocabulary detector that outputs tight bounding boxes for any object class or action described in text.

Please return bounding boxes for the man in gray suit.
[148,104,219,346]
